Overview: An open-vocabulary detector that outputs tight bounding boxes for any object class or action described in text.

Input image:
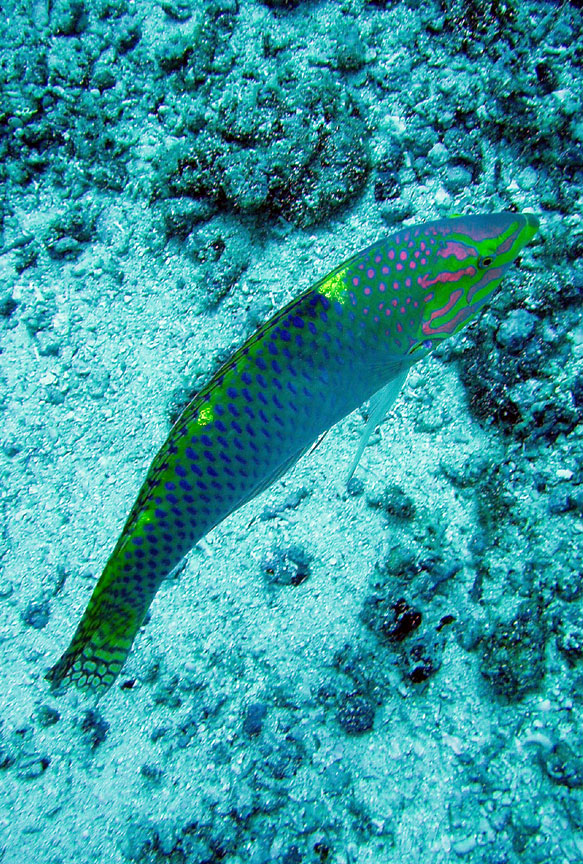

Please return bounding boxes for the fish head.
[407,212,539,355]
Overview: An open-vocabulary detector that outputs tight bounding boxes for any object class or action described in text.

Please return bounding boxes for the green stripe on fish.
[46,212,538,694]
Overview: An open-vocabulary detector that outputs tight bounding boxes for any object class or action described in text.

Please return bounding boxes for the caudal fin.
[45,555,150,694]
[46,593,145,693]
[46,614,140,695]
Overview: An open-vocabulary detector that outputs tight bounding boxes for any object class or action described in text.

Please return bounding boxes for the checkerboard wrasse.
[46,212,538,694]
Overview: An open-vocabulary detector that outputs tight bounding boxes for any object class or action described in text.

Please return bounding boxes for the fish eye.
[478,255,494,268]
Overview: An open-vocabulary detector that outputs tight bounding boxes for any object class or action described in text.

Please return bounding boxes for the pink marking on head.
[420,258,427,265]
[420,242,426,251]
[405,277,411,287]
[410,261,416,269]
[364,286,371,295]
[423,292,434,302]
[382,265,390,275]
[406,297,411,303]
[385,308,391,316]
[379,282,386,292]
[367,268,375,279]
[399,250,407,261]
[423,304,472,335]
[392,298,398,307]
[373,315,379,323]
[363,307,369,315]
[437,241,478,261]
[400,306,405,314]
[417,266,475,292]
[414,250,420,258]
[388,249,395,261]
[358,263,365,270]
[352,277,360,287]
[396,263,403,271]
[393,281,399,290]
[349,291,357,305]
[413,301,418,307]
[378,302,384,310]
[375,255,382,263]
[397,323,403,333]
[422,288,463,334]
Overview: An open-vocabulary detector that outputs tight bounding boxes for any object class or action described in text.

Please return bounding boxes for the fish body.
[47,212,538,693]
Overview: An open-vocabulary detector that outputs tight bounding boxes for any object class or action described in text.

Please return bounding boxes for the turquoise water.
[0,0,582,862]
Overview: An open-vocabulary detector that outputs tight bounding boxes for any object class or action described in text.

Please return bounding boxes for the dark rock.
[374,169,400,202]
[571,373,583,411]
[157,72,369,228]
[260,0,305,8]
[140,763,163,783]
[153,675,182,708]
[160,0,193,21]
[337,694,375,735]
[480,605,546,702]
[406,638,438,684]
[443,163,472,193]
[282,846,303,864]
[556,614,583,666]
[345,476,364,497]
[548,490,576,515]
[264,736,303,779]
[496,309,538,354]
[261,544,311,586]
[0,732,16,770]
[260,486,309,520]
[542,742,583,789]
[362,594,422,642]
[14,241,39,274]
[18,754,51,780]
[51,0,88,35]
[323,762,351,795]
[116,20,141,52]
[22,295,55,335]
[243,702,267,736]
[366,483,416,519]
[0,290,17,319]
[159,197,214,239]
[535,61,557,95]
[80,710,109,748]
[186,215,250,304]
[334,24,366,71]
[529,399,578,444]
[22,598,50,630]
[36,705,60,727]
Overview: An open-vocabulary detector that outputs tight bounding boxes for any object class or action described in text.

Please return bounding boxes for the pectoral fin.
[346,368,409,483]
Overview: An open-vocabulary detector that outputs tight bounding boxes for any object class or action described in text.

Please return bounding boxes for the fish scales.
[47,212,539,693]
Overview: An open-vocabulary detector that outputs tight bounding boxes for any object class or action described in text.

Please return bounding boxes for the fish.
[46,212,539,694]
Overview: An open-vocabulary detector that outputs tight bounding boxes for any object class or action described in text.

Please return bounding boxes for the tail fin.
[46,554,151,694]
